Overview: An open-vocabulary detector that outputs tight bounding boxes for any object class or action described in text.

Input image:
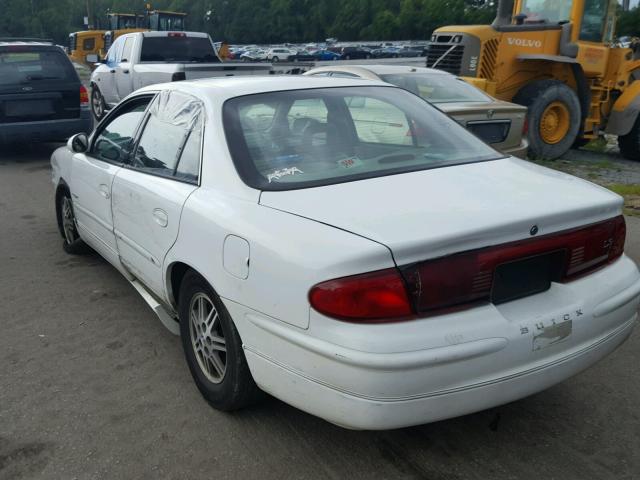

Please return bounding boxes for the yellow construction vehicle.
[68,30,105,67]
[427,0,640,160]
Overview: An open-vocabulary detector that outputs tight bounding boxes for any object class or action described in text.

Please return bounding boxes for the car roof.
[138,75,395,101]
[305,65,452,79]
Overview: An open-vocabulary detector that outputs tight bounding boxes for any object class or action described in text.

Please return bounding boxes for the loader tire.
[513,80,581,160]
[618,115,640,161]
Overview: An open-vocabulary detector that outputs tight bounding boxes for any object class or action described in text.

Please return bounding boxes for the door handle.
[99,184,110,199]
[153,208,168,228]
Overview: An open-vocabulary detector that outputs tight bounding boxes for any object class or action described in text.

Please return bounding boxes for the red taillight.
[79,85,89,107]
[309,268,413,322]
[522,116,529,136]
[402,216,626,315]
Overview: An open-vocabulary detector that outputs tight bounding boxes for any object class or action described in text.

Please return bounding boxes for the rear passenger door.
[111,90,203,298]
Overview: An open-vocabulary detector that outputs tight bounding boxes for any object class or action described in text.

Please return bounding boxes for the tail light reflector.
[402,216,626,315]
[79,85,89,107]
[309,216,626,322]
[309,268,413,322]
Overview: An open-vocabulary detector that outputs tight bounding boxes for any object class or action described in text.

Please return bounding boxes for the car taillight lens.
[79,85,89,107]
[309,216,626,322]
[401,216,626,314]
[522,116,529,136]
[309,268,413,322]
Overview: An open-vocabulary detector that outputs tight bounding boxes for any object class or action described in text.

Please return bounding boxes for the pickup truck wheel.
[513,80,580,160]
[57,190,88,254]
[179,271,262,411]
[618,116,640,161]
[91,86,106,120]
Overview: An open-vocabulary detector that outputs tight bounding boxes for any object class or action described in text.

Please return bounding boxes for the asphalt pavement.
[1,143,639,480]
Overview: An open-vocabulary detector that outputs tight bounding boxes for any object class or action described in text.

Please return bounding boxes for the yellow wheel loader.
[427,0,640,160]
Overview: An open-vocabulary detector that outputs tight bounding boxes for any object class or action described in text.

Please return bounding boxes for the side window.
[287,98,328,130]
[132,115,186,177]
[131,90,203,183]
[106,38,123,65]
[121,38,134,63]
[330,71,359,78]
[580,0,608,42]
[175,124,202,183]
[82,37,95,51]
[346,96,411,146]
[92,99,151,163]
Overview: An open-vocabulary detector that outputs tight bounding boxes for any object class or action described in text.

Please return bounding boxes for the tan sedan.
[304,65,528,158]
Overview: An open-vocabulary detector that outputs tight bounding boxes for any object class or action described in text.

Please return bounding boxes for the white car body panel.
[261,157,622,265]
[51,76,640,430]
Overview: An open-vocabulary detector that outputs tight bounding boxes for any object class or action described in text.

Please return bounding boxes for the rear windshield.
[0,48,76,86]
[140,36,219,63]
[380,73,491,104]
[223,86,503,191]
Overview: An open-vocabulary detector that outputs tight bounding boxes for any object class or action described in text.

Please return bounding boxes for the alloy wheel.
[189,293,227,384]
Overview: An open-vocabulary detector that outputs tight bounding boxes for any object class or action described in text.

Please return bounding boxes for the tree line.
[1,0,639,46]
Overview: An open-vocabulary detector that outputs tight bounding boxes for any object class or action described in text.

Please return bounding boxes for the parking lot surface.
[1,144,639,480]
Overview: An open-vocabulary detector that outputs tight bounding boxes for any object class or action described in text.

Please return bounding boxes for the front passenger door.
[70,96,152,266]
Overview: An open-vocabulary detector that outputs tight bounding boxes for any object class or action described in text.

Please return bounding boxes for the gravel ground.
[1,144,639,480]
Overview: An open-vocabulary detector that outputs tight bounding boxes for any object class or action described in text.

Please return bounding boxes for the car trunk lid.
[259,158,622,267]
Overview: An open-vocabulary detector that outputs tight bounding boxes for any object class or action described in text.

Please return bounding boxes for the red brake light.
[309,268,413,322]
[168,32,186,37]
[401,216,626,315]
[79,85,89,107]
[522,116,529,136]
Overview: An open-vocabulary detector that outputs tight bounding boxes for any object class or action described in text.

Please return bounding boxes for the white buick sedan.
[51,77,640,430]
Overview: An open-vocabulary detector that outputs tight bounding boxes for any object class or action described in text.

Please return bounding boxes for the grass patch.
[607,184,640,196]
[580,137,608,154]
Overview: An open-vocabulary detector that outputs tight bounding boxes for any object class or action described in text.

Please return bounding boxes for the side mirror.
[68,133,89,153]
[86,54,99,63]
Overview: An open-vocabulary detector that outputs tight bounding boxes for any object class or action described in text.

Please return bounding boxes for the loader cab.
[68,30,105,67]
[147,11,187,32]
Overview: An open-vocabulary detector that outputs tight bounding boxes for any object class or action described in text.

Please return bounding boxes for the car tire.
[513,80,581,160]
[179,270,263,411]
[366,54,371,59]
[56,189,88,254]
[618,116,640,161]
[91,85,106,121]
[345,54,351,60]
[272,56,279,63]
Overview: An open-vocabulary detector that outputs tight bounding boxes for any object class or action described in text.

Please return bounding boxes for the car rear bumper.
[501,140,529,159]
[0,111,92,143]
[227,255,640,430]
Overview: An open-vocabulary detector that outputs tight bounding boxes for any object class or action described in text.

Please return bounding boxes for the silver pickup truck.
[89,31,271,119]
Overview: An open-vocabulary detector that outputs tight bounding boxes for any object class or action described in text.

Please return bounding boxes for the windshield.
[224,86,503,191]
[140,36,219,63]
[0,49,76,86]
[519,0,572,24]
[380,73,491,104]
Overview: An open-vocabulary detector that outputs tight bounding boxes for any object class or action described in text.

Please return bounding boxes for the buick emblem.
[21,86,33,92]
[530,225,539,236]
[486,109,495,119]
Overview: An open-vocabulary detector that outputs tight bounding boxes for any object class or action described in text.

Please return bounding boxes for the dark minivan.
[0,40,91,143]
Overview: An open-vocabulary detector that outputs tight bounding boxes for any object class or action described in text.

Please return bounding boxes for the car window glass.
[92,100,150,163]
[175,124,202,183]
[132,90,204,181]
[106,38,123,64]
[347,96,410,145]
[224,86,502,191]
[121,38,133,62]
[330,71,359,78]
[0,49,76,86]
[380,74,490,103]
